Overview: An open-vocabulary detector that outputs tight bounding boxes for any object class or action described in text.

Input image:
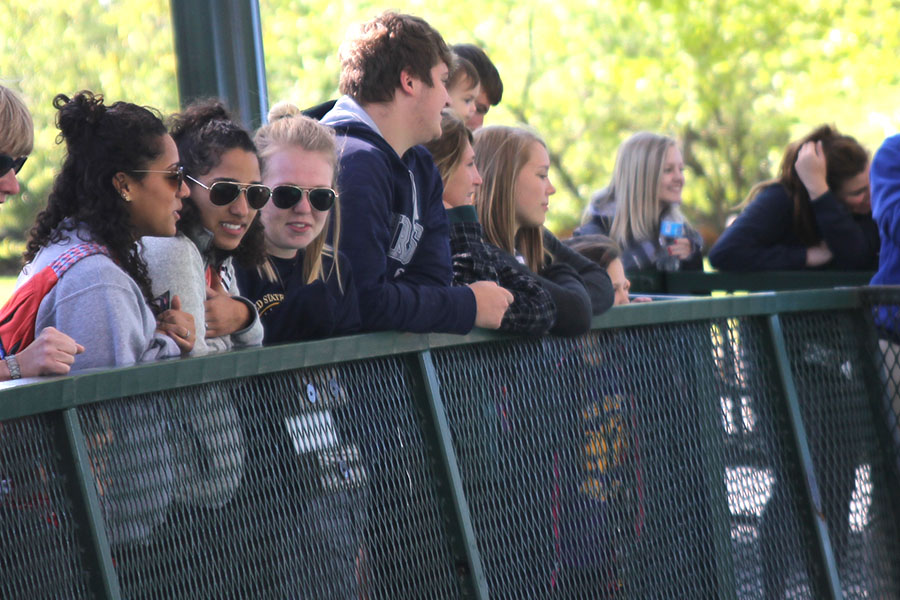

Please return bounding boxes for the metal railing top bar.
[629,269,875,294]
[0,287,865,421]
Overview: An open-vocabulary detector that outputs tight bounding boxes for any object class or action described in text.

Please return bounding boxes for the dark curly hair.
[168,98,266,269]
[25,91,167,310]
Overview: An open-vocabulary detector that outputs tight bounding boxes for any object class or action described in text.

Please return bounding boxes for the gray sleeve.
[142,235,212,356]
[35,258,180,371]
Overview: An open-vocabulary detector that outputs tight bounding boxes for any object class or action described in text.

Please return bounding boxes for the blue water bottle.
[658,217,685,271]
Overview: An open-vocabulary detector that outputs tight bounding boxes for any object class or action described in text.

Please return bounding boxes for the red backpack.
[0,243,109,358]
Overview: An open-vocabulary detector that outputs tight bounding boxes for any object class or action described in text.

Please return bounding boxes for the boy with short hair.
[446,54,481,125]
[451,43,503,130]
[322,11,511,333]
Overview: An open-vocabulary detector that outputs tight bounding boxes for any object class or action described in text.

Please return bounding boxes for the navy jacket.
[235,251,361,343]
[321,97,477,333]
[709,183,879,271]
[871,135,900,286]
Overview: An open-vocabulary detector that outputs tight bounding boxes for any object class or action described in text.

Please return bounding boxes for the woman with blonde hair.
[575,132,703,271]
[474,125,613,335]
[0,85,87,378]
[235,102,359,341]
[424,111,555,334]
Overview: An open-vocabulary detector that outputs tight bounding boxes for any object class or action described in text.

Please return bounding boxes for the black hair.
[168,98,266,268]
[25,91,167,310]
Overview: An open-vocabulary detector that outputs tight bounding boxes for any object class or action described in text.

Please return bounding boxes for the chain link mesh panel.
[433,318,831,599]
[780,309,900,599]
[76,357,462,599]
[0,414,93,599]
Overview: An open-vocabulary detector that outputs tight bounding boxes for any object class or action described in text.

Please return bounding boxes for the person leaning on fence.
[574,132,704,271]
[320,11,512,333]
[423,111,557,334]
[473,125,614,335]
[141,99,265,356]
[563,234,652,306]
[451,43,503,130]
[0,85,86,379]
[17,91,194,371]
[234,102,361,342]
[709,124,878,271]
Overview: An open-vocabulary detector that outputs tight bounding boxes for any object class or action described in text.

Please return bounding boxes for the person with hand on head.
[451,44,503,130]
[235,102,360,342]
[575,132,704,272]
[321,11,512,333]
[709,124,877,271]
[0,85,88,379]
[17,91,193,372]
[474,125,614,336]
[142,99,265,355]
[425,111,557,334]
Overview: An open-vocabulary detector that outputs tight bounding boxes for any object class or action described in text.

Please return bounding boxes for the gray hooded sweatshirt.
[16,223,180,372]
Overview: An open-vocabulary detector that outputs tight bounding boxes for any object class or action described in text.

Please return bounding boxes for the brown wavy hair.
[746,124,868,245]
[338,11,453,105]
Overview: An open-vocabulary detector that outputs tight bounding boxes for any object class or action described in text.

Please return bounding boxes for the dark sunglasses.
[131,165,186,188]
[0,154,27,176]
[271,185,337,212]
[186,174,271,210]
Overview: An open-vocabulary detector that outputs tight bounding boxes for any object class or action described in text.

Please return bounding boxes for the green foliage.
[3,0,900,254]
[0,0,177,244]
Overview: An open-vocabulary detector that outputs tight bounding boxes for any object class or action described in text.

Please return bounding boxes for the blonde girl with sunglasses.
[235,102,360,342]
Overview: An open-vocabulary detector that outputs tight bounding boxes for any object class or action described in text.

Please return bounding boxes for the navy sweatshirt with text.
[322,97,477,333]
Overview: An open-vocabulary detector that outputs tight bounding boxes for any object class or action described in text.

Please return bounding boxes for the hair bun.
[54,91,107,145]
[267,101,301,122]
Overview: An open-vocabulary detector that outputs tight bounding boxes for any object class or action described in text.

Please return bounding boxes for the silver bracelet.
[4,354,22,380]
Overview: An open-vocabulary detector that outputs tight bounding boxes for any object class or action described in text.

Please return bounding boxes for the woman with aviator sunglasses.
[142,99,268,355]
[235,102,360,342]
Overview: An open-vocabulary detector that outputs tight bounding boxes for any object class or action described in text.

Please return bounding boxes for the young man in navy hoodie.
[321,11,513,333]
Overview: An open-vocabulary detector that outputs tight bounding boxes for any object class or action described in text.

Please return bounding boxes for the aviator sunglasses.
[186,174,271,210]
[130,165,186,188]
[271,185,337,212]
[0,154,27,176]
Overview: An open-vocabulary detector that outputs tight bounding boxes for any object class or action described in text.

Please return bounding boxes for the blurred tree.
[3,0,900,257]
[0,0,178,253]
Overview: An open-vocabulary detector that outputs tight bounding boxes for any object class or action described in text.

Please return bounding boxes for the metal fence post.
[407,350,488,599]
[169,0,268,128]
[766,314,843,600]
[51,408,121,599]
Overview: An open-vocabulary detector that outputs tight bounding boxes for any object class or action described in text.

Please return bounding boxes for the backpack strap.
[0,243,110,358]
[50,242,110,278]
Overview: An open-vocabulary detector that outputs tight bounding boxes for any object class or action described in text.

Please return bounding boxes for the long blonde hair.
[254,102,342,286]
[473,125,547,272]
[594,132,681,247]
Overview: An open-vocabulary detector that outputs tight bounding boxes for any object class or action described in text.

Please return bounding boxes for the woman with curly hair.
[19,91,193,370]
[142,99,268,354]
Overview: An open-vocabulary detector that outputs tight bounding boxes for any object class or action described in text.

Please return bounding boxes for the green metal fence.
[1,289,898,599]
